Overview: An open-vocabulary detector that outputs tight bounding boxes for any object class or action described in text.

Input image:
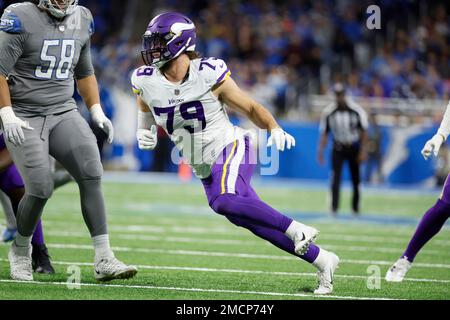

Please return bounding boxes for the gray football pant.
[0,191,16,229]
[6,109,108,238]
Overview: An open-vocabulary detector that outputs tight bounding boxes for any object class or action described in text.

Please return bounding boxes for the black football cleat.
[32,244,55,274]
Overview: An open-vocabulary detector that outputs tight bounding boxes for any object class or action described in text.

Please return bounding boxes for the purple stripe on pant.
[202,137,320,263]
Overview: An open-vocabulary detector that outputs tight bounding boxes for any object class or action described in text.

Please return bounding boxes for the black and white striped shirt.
[319,101,368,146]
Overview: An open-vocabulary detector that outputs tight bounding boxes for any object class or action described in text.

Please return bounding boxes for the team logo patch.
[174,89,180,96]
[59,25,66,32]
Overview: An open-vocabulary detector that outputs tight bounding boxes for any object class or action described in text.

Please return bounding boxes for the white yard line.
[44,231,450,257]
[39,243,450,269]
[0,279,400,300]
[1,258,447,284]
[41,222,450,245]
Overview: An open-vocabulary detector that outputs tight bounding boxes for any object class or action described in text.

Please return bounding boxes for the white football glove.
[137,125,158,150]
[0,106,34,146]
[421,134,445,160]
[90,104,114,144]
[267,128,296,151]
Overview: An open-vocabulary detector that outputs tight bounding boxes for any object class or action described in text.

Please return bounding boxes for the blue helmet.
[38,0,78,19]
[141,12,197,68]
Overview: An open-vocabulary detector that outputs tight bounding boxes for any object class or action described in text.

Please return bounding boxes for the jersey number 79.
[154,101,206,135]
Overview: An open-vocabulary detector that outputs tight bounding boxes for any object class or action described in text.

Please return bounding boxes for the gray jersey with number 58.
[0,2,95,116]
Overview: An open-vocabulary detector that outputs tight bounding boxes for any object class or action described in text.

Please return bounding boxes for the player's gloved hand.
[0,106,34,147]
[137,125,158,150]
[267,127,296,151]
[421,133,445,160]
[90,104,114,144]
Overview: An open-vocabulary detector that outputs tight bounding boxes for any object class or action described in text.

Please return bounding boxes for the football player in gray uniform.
[0,0,137,281]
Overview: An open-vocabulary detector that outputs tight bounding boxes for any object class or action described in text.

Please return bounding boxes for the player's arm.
[0,13,34,146]
[317,132,328,166]
[135,95,158,150]
[75,38,114,144]
[358,129,368,163]
[422,100,450,160]
[213,77,295,151]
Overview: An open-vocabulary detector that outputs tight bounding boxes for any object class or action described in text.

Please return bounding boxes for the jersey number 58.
[35,39,75,80]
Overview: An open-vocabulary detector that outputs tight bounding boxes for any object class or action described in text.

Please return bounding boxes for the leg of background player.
[402,175,450,262]
[5,115,52,248]
[348,150,361,214]
[331,148,344,215]
[48,110,137,280]
[386,173,450,282]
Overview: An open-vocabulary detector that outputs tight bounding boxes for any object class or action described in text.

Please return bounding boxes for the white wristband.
[138,110,156,130]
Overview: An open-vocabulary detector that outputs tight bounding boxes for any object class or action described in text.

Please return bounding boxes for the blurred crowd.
[82,0,450,117]
[1,0,449,116]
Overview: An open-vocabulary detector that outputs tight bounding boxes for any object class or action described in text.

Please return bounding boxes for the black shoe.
[32,244,55,274]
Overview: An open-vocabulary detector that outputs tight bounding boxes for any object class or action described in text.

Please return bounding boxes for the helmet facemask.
[141,32,175,68]
[39,0,78,19]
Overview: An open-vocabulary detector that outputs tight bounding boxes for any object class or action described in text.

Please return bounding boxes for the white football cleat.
[314,251,339,295]
[9,242,33,281]
[94,257,138,282]
[293,225,319,255]
[385,257,412,282]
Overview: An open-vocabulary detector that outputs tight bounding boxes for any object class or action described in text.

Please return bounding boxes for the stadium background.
[2,0,448,185]
[0,0,449,300]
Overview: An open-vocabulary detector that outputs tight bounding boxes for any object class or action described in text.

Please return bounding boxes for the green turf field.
[0,176,449,300]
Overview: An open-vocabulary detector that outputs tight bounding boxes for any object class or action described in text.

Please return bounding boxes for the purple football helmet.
[141,12,197,68]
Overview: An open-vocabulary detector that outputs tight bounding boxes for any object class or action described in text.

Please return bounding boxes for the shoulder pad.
[198,57,231,86]
[0,9,23,34]
[131,66,156,95]
[78,6,95,35]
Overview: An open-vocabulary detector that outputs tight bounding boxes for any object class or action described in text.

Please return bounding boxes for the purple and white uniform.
[132,58,320,262]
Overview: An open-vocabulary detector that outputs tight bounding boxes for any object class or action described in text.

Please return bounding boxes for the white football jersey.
[131,57,244,178]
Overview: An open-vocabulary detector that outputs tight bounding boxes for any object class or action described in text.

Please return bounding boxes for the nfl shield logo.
[174,89,180,96]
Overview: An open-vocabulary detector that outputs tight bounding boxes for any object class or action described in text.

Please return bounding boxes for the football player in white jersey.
[131,12,339,294]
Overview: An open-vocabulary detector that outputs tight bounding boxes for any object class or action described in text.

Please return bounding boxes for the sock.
[92,234,114,261]
[226,216,320,263]
[285,220,310,241]
[14,233,32,248]
[31,220,45,246]
[402,199,450,262]
[312,248,330,271]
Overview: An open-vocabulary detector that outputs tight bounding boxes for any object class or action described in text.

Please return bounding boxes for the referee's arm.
[356,107,369,163]
[317,111,330,165]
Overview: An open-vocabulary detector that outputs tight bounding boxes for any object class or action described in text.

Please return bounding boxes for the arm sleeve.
[0,9,27,77]
[74,38,95,80]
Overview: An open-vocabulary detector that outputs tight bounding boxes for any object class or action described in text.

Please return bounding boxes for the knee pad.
[25,167,54,199]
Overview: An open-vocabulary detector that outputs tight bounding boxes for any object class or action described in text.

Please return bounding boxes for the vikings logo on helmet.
[38,0,78,19]
[141,12,197,68]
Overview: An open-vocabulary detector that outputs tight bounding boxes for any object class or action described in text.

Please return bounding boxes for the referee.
[317,83,368,216]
